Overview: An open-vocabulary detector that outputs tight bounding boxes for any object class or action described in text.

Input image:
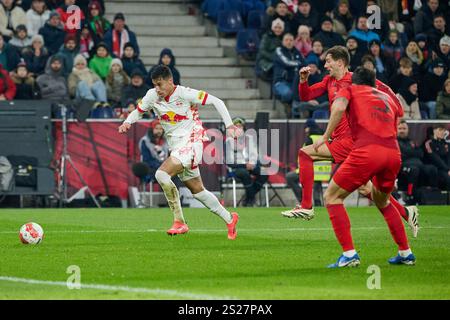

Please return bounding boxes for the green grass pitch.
[0,206,449,300]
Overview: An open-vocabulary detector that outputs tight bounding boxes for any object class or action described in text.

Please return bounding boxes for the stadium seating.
[236,28,260,56]
[217,10,244,34]
[90,107,115,119]
[246,10,265,30]
[312,110,330,119]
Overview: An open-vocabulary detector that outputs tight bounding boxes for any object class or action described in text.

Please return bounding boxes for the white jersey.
[137,85,210,149]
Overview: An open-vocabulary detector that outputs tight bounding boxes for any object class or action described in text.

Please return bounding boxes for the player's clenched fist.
[118,122,131,134]
[299,67,311,83]
[226,124,244,138]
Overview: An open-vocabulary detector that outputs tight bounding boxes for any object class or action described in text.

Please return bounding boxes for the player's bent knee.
[155,170,172,186]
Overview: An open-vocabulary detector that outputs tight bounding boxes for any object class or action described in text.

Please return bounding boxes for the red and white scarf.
[112,29,130,58]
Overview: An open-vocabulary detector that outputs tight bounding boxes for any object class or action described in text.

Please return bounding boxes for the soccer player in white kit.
[118,65,242,239]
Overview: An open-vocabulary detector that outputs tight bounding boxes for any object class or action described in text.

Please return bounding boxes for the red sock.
[299,150,314,209]
[390,195,408,222]
[380,203,410,251]
[326,204,354,251]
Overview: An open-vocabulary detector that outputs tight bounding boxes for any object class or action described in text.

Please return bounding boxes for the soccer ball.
[19,222,44,244]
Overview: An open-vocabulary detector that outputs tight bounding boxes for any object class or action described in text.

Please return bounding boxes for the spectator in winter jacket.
[0,62,16,100]
[146,48,180,88]
[120,68,149,107]
[414,0,442,34]
[38,10,65,55]
[404,40,426,76]
[415,33,431,61]
[68,54,108,105]
[427,14,449,51]
[139,120,169,182]
[21,34,49,76]
[106,58,129,107]
[0,33,20,71]
[9,24,32,52]
[290,0,320,35]
[420,59,447,119]
[263,0,293,35]
[57,33,79,76]
[87,0,110,43]
[79,23,95,59]
[305,39,325,71]
[10,61,37,99]
[348,15,381,51]
[273,32,305,105]
[56,0,85,34]
[103,12,140,58]
[423,124,450,190]
[121,41,146,78]
[384,30,404,62]
[389,57,415,93]
[0,0,27,39]
[256,18,284,80]
[26,0,50,37]
[397,78,422,120]
[346,35,363,72]
[313,16,345,51]
[330,0,353,37]
[437,78,450,119]
[294,25,312,58]
[368,39,396,84]
[88,42,113,80]
[36,55,68,100]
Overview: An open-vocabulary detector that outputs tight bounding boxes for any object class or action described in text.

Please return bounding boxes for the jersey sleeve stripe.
[137,105,145,113]
[201,93,209,105]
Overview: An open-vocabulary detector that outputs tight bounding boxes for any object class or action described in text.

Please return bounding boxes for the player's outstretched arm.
[206,94,243,138]
[313,97,348,151]
[118,109,142,134]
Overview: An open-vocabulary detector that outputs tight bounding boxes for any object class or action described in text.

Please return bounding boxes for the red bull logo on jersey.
[160,111,189,125]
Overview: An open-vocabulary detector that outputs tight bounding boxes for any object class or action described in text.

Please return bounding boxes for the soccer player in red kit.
[281,46,419,238]
[314,67,415,268]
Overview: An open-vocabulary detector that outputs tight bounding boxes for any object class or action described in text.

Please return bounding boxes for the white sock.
[399,249,412,257]
[193,190,232,224]
[343,250,357,258]
[155,170,185,223]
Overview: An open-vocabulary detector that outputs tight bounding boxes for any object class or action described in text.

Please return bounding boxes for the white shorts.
[171,142,203,182]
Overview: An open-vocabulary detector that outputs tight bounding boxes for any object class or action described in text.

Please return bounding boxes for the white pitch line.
[0,276,236,300]
[0,226,448,235]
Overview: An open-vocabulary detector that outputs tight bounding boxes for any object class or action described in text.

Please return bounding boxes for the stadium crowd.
[0,0,182,118]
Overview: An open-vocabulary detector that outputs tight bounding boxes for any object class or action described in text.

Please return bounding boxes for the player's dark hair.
[151,64,173,80]
[352,66,376,87]
[325,46,350,67]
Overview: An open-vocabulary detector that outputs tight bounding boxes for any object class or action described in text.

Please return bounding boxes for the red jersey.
[335,85,401,150]
[299,72,403,140]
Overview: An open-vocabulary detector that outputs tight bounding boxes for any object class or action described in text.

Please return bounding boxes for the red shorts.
[326,136,354,164]
[333,144,401,194]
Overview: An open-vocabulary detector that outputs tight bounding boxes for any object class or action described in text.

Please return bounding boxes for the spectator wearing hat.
[10,61,37,99]
[0,0,27,39]
[346,35,363,71]
[0,61,16,100]
[291,55,327,119]
[273,32,305,111]
[419,59,447,119]
[313,16,345,51]
[57,33,79,76]
[21,34,48,75]
[330,0,353,38]
[139,120,169,182]
[9,24,32,52]
[397,78,422,120]
[79,23,95,59]
[384,30,405,62]
[427,14,449,51]
[291,0,320,35]
[0,32,20,72]
[294,25,312,58]
[36,54,68,99]
[87,0,110,43]
[436,78,450,119]
[414,0,442,34]
[226,117,268,207]
[88,42,113,80]
[68,54,108,105]
[256,17,284,80]
[75,0,105,16]
[121,42,146,77]
[56,0,85,34]
[368,39,396,84]
[414,33,430,61]
[38,10,65,55]
[264,1,293,35]
[26,0,50,37]
[436,35,450,71]
[349,14,381,51]
[146,48,180,88]
[423,124,450,191]
[106,58,129,107]
[103,12,140,58]
[120,68,149,107]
